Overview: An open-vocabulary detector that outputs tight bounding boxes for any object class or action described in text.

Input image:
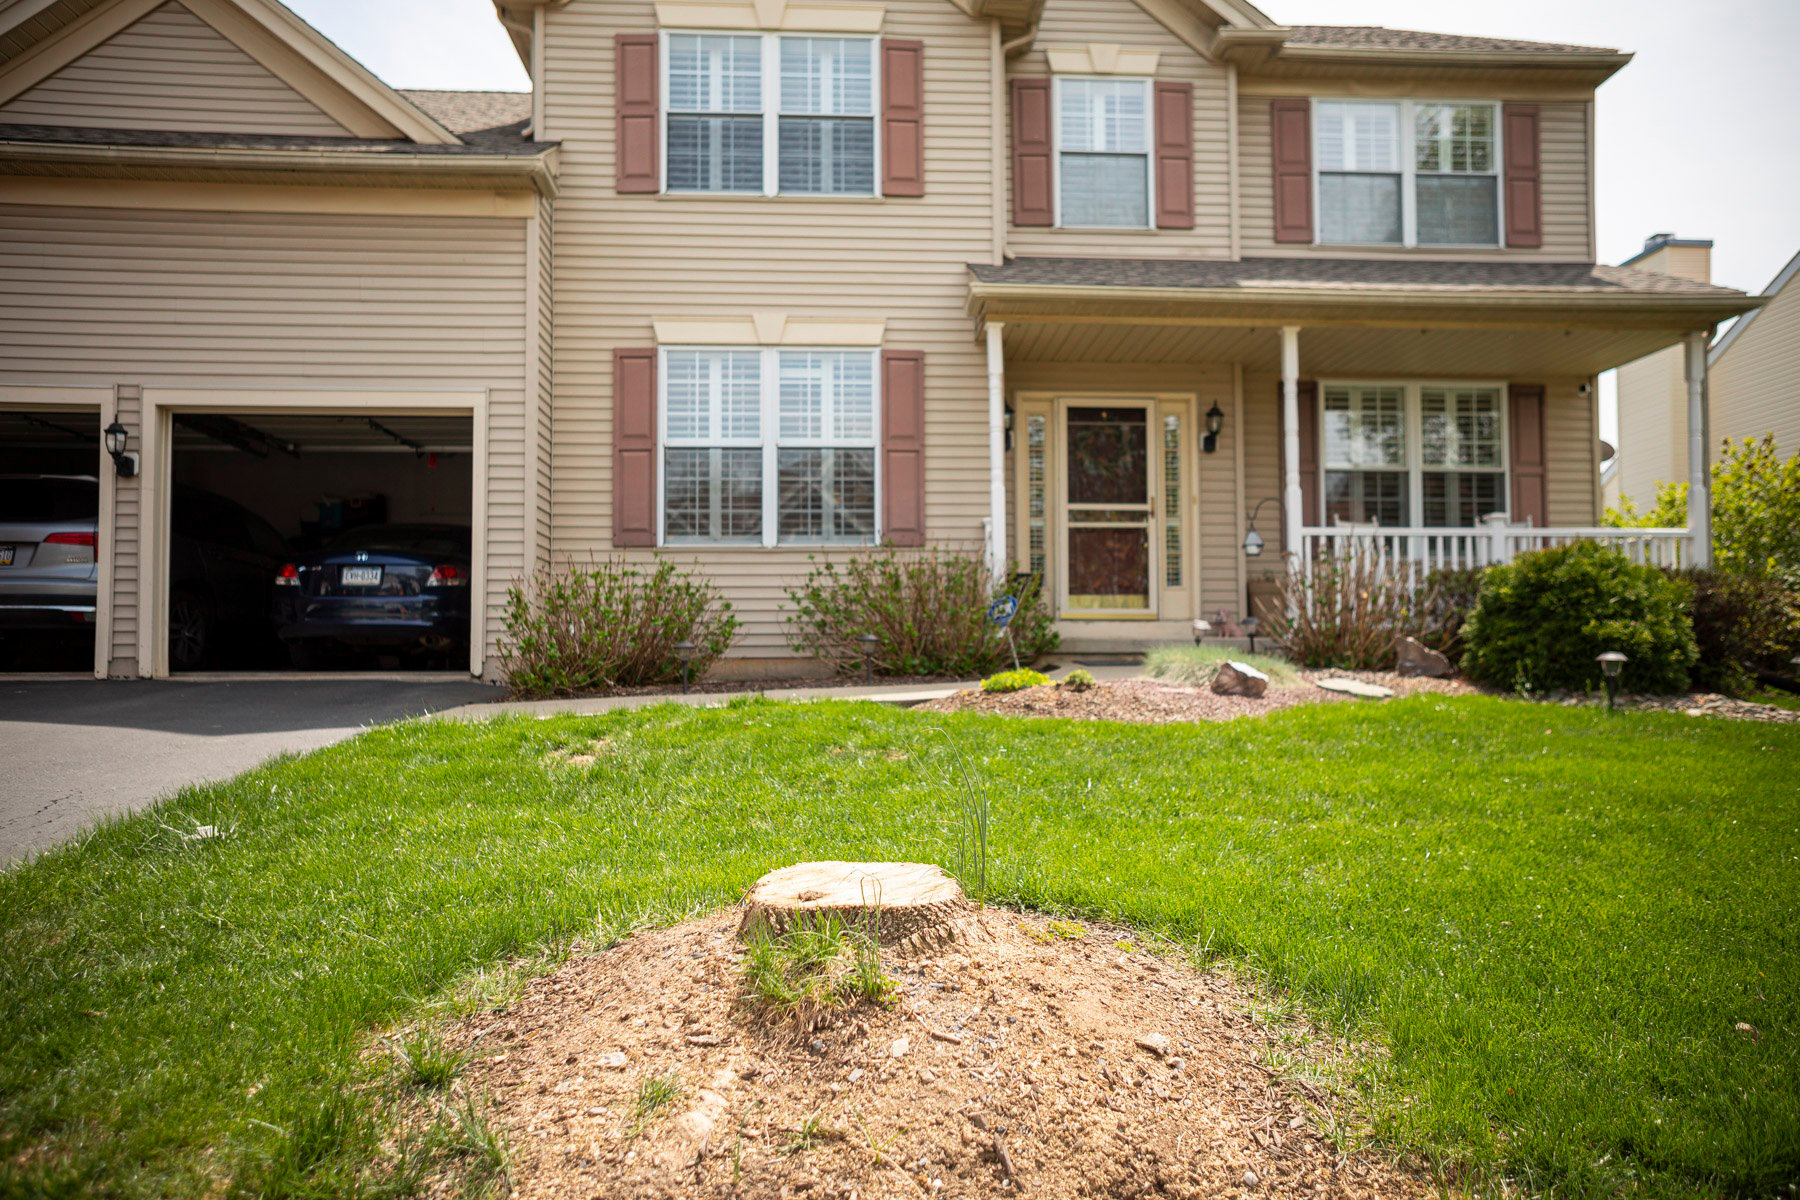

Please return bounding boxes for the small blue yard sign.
[987,594,1019,629]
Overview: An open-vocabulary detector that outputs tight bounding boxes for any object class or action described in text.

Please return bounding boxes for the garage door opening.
[0,409,101,673]
[167,412,474,673]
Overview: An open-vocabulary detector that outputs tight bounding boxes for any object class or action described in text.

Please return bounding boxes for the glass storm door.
[1063,404,1154,612]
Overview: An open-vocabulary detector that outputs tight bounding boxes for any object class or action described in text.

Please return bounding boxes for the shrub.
[498,558,737,698]
[1060,668,1096,692]
[1461,541,1696,694]
[1669,569,1800,697]
[1418,566,1485,662]
[785,549,1057,677]
[1269,549,1442,670]
[1607,434,1800,584]
[981,668,1050,693]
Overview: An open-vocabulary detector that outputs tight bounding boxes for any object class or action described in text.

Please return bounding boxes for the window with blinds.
[1314,99,1502,247]
[1320,382,1509,528]
[1056,78,1151,228]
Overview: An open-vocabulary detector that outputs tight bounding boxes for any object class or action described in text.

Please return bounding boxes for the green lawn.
[1,696,1795,1198]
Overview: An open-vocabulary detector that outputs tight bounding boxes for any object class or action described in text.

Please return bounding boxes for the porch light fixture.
[103,419,137,478]
[1202,403,1224,454]
[859,632,880,684]
[1003,405,1015,452]
[1243,497,1279,558]
[676,640,695,693]
[1597,651,1627,710]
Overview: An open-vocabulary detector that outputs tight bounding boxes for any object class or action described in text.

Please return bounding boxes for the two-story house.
[0,0,1765,678]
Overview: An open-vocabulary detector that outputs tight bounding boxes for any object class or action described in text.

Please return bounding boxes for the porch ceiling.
[998,320,1693,377]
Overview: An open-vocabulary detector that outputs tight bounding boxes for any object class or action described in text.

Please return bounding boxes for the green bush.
[498,558,737,697]
[1669,569,1800,697]
[785,549,1057,677]
[981,668,1050,693]
[1060,668,1096,692]
[1460,542,1696,695]
[1606,434,1800,584]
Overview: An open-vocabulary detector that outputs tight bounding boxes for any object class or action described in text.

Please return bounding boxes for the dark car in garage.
[275,524,472,668]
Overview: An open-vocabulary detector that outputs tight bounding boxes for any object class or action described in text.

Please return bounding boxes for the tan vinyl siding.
[0,1,349,137]
[1712,273,1800,461]
[109,383,142,671]
[541,0,995,656]
[1612,345,1685,506]
[1004,0,1231,258]
[0,203,529,671]
[1238,94,1592,261]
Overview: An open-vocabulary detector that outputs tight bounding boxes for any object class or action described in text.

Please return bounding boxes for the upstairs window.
[1321,382,1508,528]
[1056,77,1151,228]
[1314,100,1501,247]
[665,32,877,197]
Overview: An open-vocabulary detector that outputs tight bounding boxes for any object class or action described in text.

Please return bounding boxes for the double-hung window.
[665,32,876,196]
[1056,77,1151,228]
[1314,100,1501,246]
[662,347,879,546]
[1322,382,1507,528]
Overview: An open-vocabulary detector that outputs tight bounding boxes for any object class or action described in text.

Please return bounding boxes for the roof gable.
[0,0,460,143]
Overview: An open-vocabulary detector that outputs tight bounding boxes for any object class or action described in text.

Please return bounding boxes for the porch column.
[985,321,1007,580]
[1280,325,1302,561]
[1684,329,1712,567]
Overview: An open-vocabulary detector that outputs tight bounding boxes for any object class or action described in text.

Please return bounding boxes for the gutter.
[0,139,560,196]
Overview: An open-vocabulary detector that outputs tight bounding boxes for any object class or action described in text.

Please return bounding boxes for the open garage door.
[0,408,101,672]
[166,412,474,673]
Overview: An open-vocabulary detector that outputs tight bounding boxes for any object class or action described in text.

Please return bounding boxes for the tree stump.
[737,861,983,955]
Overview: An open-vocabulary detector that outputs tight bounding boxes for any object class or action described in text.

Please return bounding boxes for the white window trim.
[657,345,883,548]
[1051,74,1155,230]
[1317,380,1510,527]
[659,29,883,199]
[1310,99,1505,250]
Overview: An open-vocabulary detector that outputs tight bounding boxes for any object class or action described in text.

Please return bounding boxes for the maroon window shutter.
[1153,81,1193,230]
[1503,104,1542,248]
[1276,380,1321,528]
[613,348,657,547]
[881,350,926,546]
[1270,98,1312,244]
[1508,383,1547,526]
[615,34,659,194]
[1010,78,1053,227]
[881,39,925,197]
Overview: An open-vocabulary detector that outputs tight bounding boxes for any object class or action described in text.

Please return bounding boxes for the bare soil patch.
[915,673,1471,726]
[428,911,1429,1200]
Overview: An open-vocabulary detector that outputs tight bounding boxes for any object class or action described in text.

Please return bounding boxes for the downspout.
[1001,23,1038,58]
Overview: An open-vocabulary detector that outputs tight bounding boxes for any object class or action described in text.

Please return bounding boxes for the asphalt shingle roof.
[1281,26,1619,55]
[399,90,533,141]
[0,120,547,157]
[967,257,1749,298]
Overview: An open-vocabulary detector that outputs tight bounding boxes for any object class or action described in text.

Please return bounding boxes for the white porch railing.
[1300,514,1696,576]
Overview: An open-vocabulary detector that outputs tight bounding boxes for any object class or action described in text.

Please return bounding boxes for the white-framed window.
[661,346,880,546]
[1314,100,1502,247]
[1321,382,1507,528]
[663,31,878,197]
[1055,76,1152,228]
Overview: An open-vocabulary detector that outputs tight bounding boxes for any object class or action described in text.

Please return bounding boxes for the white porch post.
[1683,330,1712,568]
[1280,325,1302,561]
[985,321,1007,580]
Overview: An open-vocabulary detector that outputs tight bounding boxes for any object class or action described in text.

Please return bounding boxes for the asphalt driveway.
[0,677,498,866]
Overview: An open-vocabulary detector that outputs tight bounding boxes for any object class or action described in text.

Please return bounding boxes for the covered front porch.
[965,257,1762,648]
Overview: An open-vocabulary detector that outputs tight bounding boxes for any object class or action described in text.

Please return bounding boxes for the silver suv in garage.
[0,474,100,635]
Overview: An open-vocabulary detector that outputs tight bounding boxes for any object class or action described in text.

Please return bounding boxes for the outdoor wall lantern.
[1202,403,1224,454]
[104,419,138,478]
[1243,497,1279,557]
[1003,405,1015,451]
[859,632,880,684]
[676,640,695,693]
[1597,651,1627,709]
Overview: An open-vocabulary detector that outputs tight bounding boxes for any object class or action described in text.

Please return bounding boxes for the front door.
[1062,403,1155,614]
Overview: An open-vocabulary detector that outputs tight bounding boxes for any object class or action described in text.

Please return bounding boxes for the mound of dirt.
[431,911,1429,1199]
[916,673,1470,725]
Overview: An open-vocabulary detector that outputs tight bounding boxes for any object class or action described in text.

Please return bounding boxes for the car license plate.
[341,566,382,586]
[0,545,12,566]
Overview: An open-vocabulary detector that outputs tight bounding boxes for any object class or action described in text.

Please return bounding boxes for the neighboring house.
[0,0,1765,678]
[1608,234,1798,512]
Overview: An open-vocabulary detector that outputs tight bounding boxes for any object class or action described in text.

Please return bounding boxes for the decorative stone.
[1211,660,1270,698]
[597,1052,628,1069]
[1134,1033,1171,1058]
[1315,677,1394,699]
[1395,636,1452,678]
[738,861,983,954]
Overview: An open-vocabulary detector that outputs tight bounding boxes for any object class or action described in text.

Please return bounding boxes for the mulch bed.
[421,911,1432,1200]
[915,673,1470,726]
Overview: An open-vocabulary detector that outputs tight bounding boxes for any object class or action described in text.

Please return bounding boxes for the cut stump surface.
[738,861,981,955]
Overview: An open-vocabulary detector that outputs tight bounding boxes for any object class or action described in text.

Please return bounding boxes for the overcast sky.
[288,0,1799,443]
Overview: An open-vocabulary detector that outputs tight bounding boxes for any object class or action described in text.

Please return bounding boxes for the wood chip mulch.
[423,912,1431,1200]
[914,674,1471,726]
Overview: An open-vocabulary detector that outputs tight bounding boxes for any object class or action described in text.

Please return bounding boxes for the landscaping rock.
[1134,1032,1171,1058]
[1211,660,1270,698]
[1314,677,1394,699]
[1395,636,1453,678]
[597,1051,628,1069]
